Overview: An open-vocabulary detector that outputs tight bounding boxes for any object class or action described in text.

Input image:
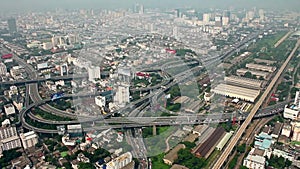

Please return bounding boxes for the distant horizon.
[0,0,299,14]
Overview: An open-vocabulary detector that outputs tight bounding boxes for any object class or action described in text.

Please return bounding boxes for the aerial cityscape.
[0,0,300,169]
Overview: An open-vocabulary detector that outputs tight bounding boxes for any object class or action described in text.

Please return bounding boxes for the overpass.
[21,103,285,134]
[0,74,87,85]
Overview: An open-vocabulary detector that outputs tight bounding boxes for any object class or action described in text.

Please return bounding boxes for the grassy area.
[144,126,177,156]
[61,151,68,157]
[32,108,74,121]
[204,149,221,169]
[151,153,171,169]
[291,141,300,146]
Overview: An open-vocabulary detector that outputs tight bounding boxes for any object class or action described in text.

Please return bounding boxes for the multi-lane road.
[212,39,300,169]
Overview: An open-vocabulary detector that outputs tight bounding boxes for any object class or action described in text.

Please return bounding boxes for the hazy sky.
[1,0,299,13]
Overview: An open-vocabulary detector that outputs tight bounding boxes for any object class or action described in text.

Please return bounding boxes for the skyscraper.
[0,62,7,75]
[175,9,180,18]
[60,63,69,76]
[203,13,210,24]
[114,83,130,108]
[88,66,101,82]
[7,18,17,34]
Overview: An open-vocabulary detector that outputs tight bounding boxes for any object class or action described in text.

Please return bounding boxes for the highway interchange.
[1,27,295,168]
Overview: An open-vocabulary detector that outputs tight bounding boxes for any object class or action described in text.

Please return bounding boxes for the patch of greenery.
[175,148,207,169]
[268,154,292,168]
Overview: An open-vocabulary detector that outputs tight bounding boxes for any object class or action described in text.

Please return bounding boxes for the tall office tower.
[173,26,179,39]
[223,10,231,18]
[259,9,265,21]
[150,23,155,32]
[60,63,69,76]
[222,17,230,26]
[114,83,130,108]
[0,62,7,75]
[246,11,255,20]
[51,35,61,47]
[215,16,222,27]
[7,18,17,34]
[68,34,80,44]
[174,9,180,18]
[88,66,101,82]
[203,13,210,24]
[20,131,38,149]
[0,126,22,155]
[117,67,132,84]
[133,4,140,13]
[139,4,144,14]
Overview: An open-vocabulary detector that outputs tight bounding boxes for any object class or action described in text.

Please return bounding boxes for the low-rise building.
[216,131,233,151]
[163,144,186,165]
[272,149,294,162]
[192,125,208,136]
[292,122,300,142]
[243,151,266,169]
[283,104,299,120]
[0,126,22,155]
[246,63,276,72]
[4,104,16,116]
[271,122,283,139]
[281,124,292,138]
[20,131,39,149]
[243,148,266,169]
[224,76,264,89]
[103,152,133,169]
[236,68,270,79]
[212,84,260,102]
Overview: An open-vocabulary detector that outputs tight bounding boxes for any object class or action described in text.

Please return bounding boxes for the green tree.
[237,143,246,153]
[78,162,96,169]
[244,71,252,78]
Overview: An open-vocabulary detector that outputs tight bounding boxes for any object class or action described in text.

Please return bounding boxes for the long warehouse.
[236,68,270,79]
[211,84,261,102]
[246,63,276,72]
[224,76,264,89]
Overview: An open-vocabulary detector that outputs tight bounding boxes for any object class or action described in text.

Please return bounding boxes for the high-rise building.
[60,63,69,76]
[88,66,101,82]
[51,36,61,47]
[222,17,230,26]
[20,131,38,149]
[246,11,255,21]
[0,62,7,75]
[215,16,222,27]
[259,9,265,21]
[117,67,132,84]
[95,96,106,108]
[7,18,17,33]
[0,126,22,155]
[174,9,180,18]
[173,26,179,39]
[114,83,130,107]
[139,4,144,14]
[203,13,210,24]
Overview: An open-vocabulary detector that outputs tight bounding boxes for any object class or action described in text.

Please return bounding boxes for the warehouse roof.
[225,76,263,89]
[212,84,261,102]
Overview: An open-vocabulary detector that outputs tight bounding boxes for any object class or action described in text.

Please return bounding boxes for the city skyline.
[0,0,299,13]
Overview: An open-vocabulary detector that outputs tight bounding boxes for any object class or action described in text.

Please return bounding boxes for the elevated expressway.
[212,39,300,169]
[16,28,273,133]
